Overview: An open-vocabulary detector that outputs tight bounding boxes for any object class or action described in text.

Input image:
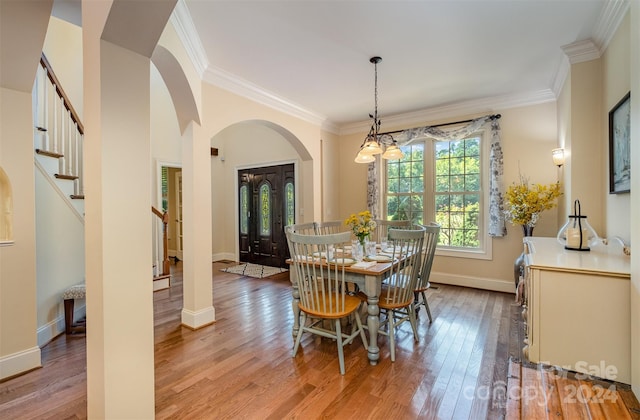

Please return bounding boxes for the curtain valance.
[367,114,506,237]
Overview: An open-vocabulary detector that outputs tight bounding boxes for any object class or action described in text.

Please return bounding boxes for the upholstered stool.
[63,284,86,335]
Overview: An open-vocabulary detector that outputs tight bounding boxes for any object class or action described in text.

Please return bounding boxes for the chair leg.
[354,311,368,349]
[388,316,396,362]
[292,313,306,357]
[408,303,419,341]
[335,320,346,375]
[421,291,433,323]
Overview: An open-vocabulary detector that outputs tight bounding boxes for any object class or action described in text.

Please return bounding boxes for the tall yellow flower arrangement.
[344,210,377,246]
[504,176,562,228]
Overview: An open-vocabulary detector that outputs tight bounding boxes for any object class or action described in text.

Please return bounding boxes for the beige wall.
[557,8,636,395]
[320,129,341,222]
[603,13,631,243]
[0,86,40,377]
[201,83,325,240]
[210,121,300,261]
[43,16,83,121]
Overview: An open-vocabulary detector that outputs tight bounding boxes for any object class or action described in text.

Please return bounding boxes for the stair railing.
[152,206,170,277]
[33,53,84,199]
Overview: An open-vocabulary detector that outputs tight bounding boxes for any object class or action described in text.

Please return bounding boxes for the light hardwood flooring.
[1,261,526,419]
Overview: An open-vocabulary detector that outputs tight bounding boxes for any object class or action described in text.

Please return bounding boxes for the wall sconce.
[552,148,565,167]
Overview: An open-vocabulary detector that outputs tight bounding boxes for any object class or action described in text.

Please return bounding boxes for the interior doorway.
[238,163,294,268]
[159,165,182,262]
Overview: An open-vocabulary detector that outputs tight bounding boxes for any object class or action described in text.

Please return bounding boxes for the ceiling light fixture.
[355,56,404,163]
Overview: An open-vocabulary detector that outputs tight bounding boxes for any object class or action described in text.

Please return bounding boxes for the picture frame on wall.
[609,91,631,194]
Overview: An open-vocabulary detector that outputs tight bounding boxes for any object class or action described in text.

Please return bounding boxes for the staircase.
[32,53,171,290]
[33,54,85,218]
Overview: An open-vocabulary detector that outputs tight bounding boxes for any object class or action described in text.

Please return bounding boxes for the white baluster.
[77,136,84,196]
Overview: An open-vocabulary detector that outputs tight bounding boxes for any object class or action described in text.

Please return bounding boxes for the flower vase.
[513,225,534,289]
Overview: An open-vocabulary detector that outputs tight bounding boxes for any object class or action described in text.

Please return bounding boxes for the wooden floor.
[506,359,640,419]
[0,261,568,418]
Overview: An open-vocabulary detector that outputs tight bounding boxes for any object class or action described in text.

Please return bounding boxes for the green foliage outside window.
[385,135,483,249]
[161,166,168,212]
[434,137,481,248]
[386,144,424,224]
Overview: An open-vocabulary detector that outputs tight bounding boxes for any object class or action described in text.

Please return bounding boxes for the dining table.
[287,248,403,366]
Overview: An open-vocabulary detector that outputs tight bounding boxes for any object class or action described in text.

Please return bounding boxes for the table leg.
[364,274,380,365]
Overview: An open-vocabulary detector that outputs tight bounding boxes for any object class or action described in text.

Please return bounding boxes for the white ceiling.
[51,0,627,130]
[181,0,625,130]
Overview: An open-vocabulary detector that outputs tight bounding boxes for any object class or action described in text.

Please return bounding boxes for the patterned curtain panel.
[488,120,507,237]
[367,160,378,219]
[369,114,506,236]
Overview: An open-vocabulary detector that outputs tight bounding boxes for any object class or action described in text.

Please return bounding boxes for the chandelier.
[354,56,404,163]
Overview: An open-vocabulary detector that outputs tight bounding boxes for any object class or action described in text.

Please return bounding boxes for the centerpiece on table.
[344,210,377,249]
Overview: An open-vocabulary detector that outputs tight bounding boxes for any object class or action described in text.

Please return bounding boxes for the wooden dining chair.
[377,226,425,362]
[314,220,347,235]
[284,222,317,236]
[414,223,440,323]
[286,230,368,375]
[374,219,411,244]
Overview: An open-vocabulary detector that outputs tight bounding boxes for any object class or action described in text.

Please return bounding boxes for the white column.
[181,121,215,328]
[82,2,155,417]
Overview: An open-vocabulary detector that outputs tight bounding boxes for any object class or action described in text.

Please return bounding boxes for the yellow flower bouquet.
[344,210,377,246]
[504,176,562,229]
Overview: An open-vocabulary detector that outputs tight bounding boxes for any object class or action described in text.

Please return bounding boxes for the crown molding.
[169,0,208,77]
[338,90,556,136]
[593,0,630,51]
[562,39,601,64]
[552,56,571,98]
[203,65,337,132]
[552,0,629,97]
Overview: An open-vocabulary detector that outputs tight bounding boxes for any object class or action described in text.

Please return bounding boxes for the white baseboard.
[431,271,515,294]
[0,346,41,380]
[181,306,215,330]
[36,304,86,347]
[212,252,235,262]
[153,276,170,291]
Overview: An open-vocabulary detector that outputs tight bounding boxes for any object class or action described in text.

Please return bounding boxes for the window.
[161,166,169,212]
[240,184,249,235]
[384,131,491,259]
[386,143,424,224]
[259,183,271,236]
[435,137,481,248]
[285,182,294,227]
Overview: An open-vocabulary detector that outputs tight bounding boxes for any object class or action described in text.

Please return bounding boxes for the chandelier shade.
[354,56,404,163]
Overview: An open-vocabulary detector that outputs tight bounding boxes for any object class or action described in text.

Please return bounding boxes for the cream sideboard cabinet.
[522,237,631,384]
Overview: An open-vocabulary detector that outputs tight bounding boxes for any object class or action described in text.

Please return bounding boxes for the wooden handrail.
[152,206,170,276]
[40,53,84,134]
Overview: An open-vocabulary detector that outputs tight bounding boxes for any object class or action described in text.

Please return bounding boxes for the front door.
[238,164,294,267]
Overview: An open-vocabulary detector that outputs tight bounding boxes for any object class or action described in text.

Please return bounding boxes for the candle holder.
[557,199,599,251]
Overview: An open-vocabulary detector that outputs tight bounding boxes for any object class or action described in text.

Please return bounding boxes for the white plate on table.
[365,254,393,263]
[328,257,356,266]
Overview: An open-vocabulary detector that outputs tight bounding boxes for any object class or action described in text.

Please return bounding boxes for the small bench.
[63,283,86,335]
